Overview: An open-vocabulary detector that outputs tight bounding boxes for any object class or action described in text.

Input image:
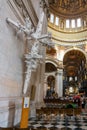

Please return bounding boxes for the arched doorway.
[44,62,57,97]
[63,49,86,96]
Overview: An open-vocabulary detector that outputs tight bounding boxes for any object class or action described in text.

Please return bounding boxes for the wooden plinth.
[20,97,30,128]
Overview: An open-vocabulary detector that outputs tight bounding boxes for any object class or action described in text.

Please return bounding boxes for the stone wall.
[0,0,24,127]
[0,0,48,127]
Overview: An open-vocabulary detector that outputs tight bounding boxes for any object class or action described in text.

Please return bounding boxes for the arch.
[45,59,58,73]
[63,48,86,76]
[45,59,58,67]
[63,47,87,61]
[45,62,57,72]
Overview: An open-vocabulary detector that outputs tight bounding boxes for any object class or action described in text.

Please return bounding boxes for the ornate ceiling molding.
[49,0,87,18]
[48,21,87,34]
[23,0,38,26]
[8,0,38,26]
[54,37,87,43]
[48,26,87,46]
[52,37,87,46]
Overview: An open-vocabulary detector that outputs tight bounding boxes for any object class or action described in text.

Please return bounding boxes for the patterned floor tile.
[28,112,87,130]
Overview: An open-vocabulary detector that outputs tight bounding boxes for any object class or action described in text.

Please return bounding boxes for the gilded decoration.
[46,47,56,55]
[49,0,87,18]
[13,0,29,18]
[57,0,87,12]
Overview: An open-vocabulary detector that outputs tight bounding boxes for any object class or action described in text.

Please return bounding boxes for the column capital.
[55,68,63,75]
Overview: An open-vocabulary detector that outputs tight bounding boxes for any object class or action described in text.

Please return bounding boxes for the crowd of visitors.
[45,88,87,112]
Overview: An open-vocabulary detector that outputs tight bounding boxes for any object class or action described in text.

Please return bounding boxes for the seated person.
[66,103,78,108]
[66,104,73,108]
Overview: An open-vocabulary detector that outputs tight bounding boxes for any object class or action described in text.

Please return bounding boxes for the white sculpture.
[6,5,55,95]
[23,11,45,94]
[6,17,34,36]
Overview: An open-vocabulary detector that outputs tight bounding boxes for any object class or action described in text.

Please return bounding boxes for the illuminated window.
[71,19,75,28]
[55,17,59,26]
[50,14,54,23]
[69,77,73,81]
[66,19,70,28]
[77,18,81,27]
[75,76,77,81]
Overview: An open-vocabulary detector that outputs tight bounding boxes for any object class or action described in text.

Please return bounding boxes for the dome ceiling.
[48,0,87,18]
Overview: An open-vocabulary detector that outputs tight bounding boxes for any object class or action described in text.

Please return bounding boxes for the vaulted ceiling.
[63,50,86,76]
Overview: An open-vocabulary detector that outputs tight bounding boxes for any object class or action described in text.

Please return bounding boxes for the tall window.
[71,19,75,28]
[50,13,54,23]
[55,17,59,26]
[66,19,70,28]
[77,18,81,27]
[69,77,73,81]
[75,76,77,81]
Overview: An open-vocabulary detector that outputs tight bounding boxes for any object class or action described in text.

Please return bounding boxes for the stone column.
[55,71,58,94]
[60,0,62,6]
[55,69,63,97]
[79,0,82,6]
[44,75,48,98]
[34,64,41,103]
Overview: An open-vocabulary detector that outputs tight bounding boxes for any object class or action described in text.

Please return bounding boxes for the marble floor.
[28,112,87,130]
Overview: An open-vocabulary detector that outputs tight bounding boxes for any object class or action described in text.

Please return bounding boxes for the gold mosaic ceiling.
[48,0,87,18]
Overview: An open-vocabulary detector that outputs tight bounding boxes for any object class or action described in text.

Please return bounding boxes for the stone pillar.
[60,0,62,6]
[55,69,63,97]
[44,76,48,98]
[79,0,82,6]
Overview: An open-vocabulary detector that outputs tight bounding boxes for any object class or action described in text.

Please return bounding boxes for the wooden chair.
[61,127,72,130]
[36,109,43,119]
[37,126,47,130]
[31,128,38,130]
[15,127,29,130]
[74,108,81,118]
[64,108,74,117]
[49,127,59,130]
[58,108,64,118]
[0,127,14,130]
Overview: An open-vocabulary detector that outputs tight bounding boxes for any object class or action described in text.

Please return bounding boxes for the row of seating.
[36,107,82,117]
[0,128,48,130]
[44,98,73,104]
[0,128,72,130]
[0,128,29,130]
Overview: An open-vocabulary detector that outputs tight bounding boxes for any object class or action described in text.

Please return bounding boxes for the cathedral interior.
[1,0,87,130]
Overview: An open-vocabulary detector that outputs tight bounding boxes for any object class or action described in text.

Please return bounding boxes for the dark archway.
[45,62,57,73]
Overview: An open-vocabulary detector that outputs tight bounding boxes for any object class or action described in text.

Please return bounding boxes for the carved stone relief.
[49,0,87,18]
[57,0,87,12]
[13,0,29,18]
[8,0,38,26]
